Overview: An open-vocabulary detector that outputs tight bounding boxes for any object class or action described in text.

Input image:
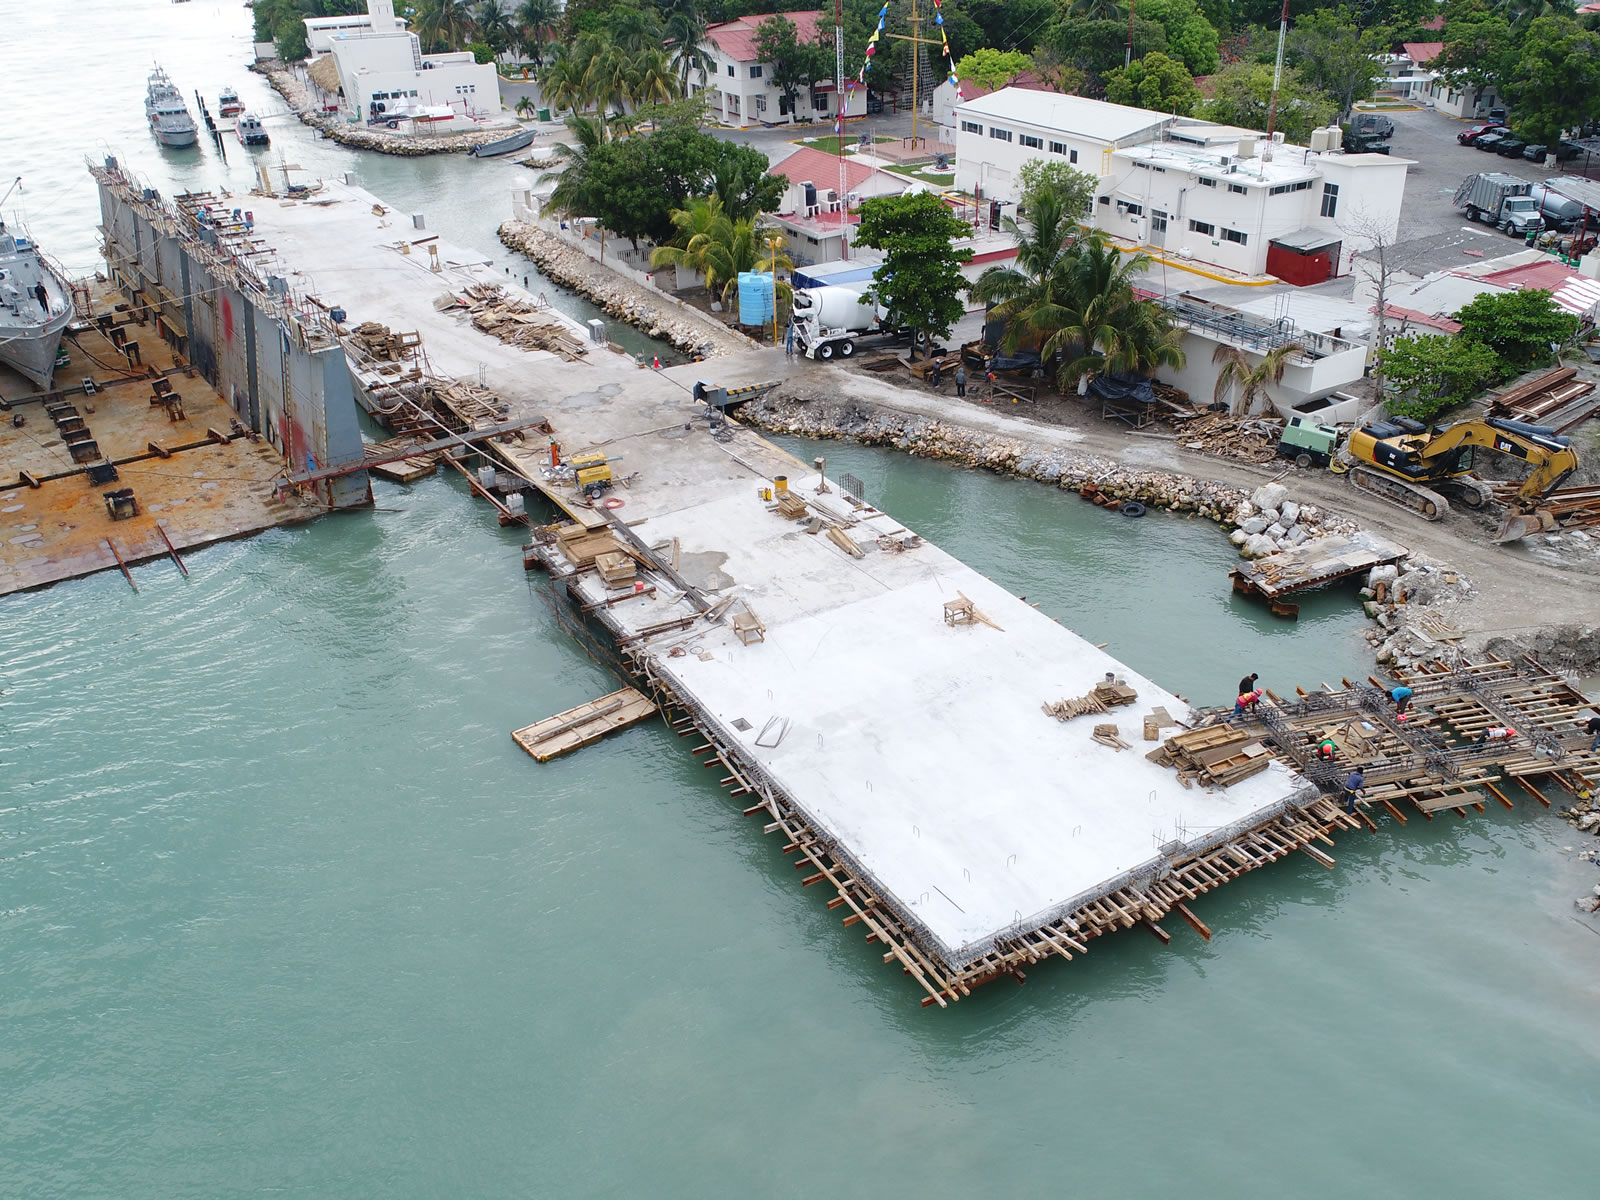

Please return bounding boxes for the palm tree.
[542,46,592,116]
[539,114,608,216]
[650,198,793,318]
[1068,0,1127,19]
[515,95,535,119]
[514,0,559,70]
[664,8,714,93]
[414,0,475,52]
[1045,234,1184,388]
[606,5,663,55]
[627,48,680,109]
[969,183,1080,351]
[472,0,515,56]
[1212,341,1305,415]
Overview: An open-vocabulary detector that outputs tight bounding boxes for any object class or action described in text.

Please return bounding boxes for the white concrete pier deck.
[244,178,1306,981]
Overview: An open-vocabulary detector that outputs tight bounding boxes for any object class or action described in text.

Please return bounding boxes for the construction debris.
[348,321,421,362]
[451,283,590,360]
[1171,410,1286,464]
[1092,723,1133,751]
[1486,365,1599,432]
[1042,678,1139,722]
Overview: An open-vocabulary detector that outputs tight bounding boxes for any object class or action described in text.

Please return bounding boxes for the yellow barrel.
[773,475,788,495]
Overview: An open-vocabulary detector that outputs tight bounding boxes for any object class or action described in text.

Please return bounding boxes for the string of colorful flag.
[835,1,962,135]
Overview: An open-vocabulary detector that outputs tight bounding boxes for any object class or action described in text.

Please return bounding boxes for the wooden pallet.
[511,687,657,761]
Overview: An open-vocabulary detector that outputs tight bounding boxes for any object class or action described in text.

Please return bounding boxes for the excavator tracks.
[1347,465,1452,521]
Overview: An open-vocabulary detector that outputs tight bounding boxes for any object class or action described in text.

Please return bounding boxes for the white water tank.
[1238,135,1257,160]
[1327,125,1344,151]
[1309,128,1331,153]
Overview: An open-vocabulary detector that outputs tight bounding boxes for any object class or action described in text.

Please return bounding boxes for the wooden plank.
[1173,901,1212,942]
[510,686,657,761]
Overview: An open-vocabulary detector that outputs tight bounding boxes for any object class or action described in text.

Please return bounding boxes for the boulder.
[1242,533,1277,558]
[1288,525,1310,546]
[1279,500,1301,527]
[1266,522,1288,540]
[1251,482,1289,512]
[1229,529,1250,546]
[1368,564,1400,588]
[1239,516,1271,535]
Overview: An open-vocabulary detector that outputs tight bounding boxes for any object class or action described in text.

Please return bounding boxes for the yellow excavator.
[1344,416,1579,541]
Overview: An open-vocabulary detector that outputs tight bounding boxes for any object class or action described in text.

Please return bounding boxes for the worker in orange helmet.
[1472,725,1516,749]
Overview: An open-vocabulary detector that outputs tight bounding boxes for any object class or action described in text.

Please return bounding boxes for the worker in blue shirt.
[1391,684,1413,717]
[1340,768,1366,814]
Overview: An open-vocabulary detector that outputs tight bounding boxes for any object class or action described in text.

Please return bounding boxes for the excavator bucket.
[1494,508,1558,543]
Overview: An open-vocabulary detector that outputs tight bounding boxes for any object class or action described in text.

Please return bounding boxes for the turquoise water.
[4,4,1600,1197]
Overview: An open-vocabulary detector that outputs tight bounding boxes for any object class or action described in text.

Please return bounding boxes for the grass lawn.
[894,167,956,188]
[792,134,896,154]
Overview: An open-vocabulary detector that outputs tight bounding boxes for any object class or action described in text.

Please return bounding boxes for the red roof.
[1382,303,1461,333]
[769,146,876,196]
[1421,14,1445,30]
[1403,41,1444,63]
[1469,261,1577,292]
[705,12,824,63]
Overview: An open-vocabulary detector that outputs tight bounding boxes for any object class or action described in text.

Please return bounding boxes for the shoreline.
[251,60,506,156]
[496,219,757,359]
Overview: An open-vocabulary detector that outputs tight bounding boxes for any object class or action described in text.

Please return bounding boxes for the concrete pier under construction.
[234,173,1600,1005]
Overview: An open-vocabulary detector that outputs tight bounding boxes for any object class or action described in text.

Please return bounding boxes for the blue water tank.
[737,272,774,327]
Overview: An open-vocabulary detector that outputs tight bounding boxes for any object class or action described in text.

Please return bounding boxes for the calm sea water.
[5,4,1600,1197]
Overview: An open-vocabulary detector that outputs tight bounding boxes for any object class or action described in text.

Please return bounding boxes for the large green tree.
[1042,18,1170,92]
[1044,234,1185,389]
[1200,62,1334,142]
[1432,9,1516,97]
[1136,0,1222,75]
[1383,333,1502,423]
[1501,15,1600,147]
[754,15,827,120]
[854,192,973,359]
[953,48,1034,92]
[649,196,793,319]
[1453,289,1581,372]
[1288,7,1389,119]
[1103,50,1202,115]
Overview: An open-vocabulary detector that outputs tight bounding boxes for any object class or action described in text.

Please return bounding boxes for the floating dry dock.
[235,173,1600,1006]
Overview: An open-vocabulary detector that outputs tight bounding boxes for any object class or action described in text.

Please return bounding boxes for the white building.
[767,147,904,264]
[305,0,499,123]
[690,12,866,128]
[954,87,1412,282]
[1404,42,1503,119]
[303,7,396,54]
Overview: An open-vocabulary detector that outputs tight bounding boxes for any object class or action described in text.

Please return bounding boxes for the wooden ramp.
[511,686,657,761]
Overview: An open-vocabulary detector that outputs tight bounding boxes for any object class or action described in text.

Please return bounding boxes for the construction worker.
[1232,688,1263,719]
[1315,737,1337,762]
[1238,671,1260,698]
[1391,684,1413,716]
[954,365,967,397]
[930,359,942,389]
[1472,726,1516,749]
[1340,768,1366,814]
[1585,714,1600,752]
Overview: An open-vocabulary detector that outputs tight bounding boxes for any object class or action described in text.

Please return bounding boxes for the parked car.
[1458,123,1506,145]
[1474,133,1507,151]
[1556,140,1586,162]
[1487,107,1508,121]
[1495,137,1529,157]
[1523,144,1550,162]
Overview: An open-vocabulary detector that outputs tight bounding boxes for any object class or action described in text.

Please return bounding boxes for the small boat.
[469,128,536,158]
[219,86,244,117]
[145,66,198,148]
[235,112,270,146]
[0,219,74,391]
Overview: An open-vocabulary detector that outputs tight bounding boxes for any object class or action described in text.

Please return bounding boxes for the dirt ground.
[777,357,1600,648]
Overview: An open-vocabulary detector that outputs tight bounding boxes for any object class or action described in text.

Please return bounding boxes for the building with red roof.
[688,12,867,128]
[764,145,907,264]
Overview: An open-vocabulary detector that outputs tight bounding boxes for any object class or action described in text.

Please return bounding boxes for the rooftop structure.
[689,12,865,128]
[766,147,900,264]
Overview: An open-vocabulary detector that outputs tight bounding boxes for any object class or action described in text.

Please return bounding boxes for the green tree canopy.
[1136,0,1221,75]
[1382,334,1502,423]
[1501,15,1600,147]
[1288,7,1389,118]
[754,15,827,119]
[1432,10,1516,95]
[954,48,1034,92]
[1103,50,1202,115]
[1018,159,1100,222]
[1041,18,1169,91]
[1199,62,1334,142]
[854,192,974,358]
[1453,289,1581,372]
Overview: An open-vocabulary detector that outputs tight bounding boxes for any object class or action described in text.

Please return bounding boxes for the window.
[1069,149,1078,163]
[1121,202,1143,216]
[750,65,763,78]
[813,94,828,111]
[727,64,735,77]
[1049,141,1066,154]
[1269,180,1313,195]
[1198,177,1217,188]
[755,95,766,112]
[962,121,982,134]
[1321,182,1339,218]
[1228,183,1247,195]
[989,127,1012,142]
[1151,210,1168,234]
[1189,219,1215,236]
[1222,228,1248,245]
[1019,134,1043,149]
[1133,161,1148,170]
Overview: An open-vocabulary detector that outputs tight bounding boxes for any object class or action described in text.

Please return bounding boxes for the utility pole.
[836,0,848,258]
[1264,0,1291,158]
[1125,0,1136,70]
[888,0,942,145]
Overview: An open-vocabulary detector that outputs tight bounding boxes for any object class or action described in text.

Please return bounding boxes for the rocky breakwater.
[497,220,754,359]
[1226,482,1356,558]
[252,62,504,155]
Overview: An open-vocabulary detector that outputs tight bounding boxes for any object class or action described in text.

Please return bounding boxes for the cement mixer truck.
[790,284,894,360]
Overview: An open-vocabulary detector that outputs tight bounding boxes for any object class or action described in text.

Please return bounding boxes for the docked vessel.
[469,128,536,158]
[218,86,243,117]
[145,66,198,148]
[0,219,74,390]
[236,112,270,146]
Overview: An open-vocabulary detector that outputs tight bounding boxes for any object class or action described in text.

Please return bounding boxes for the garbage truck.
[1454,172,1543,234]
[789,284,891,360]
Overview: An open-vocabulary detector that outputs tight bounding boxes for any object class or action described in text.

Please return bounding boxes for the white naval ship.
[0,216,73,391]
[146,66,198,148]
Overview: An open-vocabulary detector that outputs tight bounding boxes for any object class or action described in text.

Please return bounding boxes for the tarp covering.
[1087,372,1156,404]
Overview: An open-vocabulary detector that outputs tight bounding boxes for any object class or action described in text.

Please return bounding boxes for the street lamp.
[764,231,784,346]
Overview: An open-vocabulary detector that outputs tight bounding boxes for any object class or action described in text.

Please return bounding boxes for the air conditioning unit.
[1218,155,1231,168]
[846,192,860,204]
[825,189,839,203]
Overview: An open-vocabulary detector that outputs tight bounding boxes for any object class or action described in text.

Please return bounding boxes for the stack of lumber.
[774,492,809,519]
[1487,366,1598,431]
[594,549,637,584]
[454,283,589,360]
[1092,723,1132,751]
[1169,410,1285,463]
[555,524,647,571]
[348,321,420,362]
[1042,679,1139,722]
[1489,481,1600,531]
[1149,724,1272,788]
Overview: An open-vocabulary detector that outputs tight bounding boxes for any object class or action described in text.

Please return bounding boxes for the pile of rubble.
[1574,847,1600,913]
[1172,411,1286,464]
[1357,558,1478,668]
[1226,482,1357,558]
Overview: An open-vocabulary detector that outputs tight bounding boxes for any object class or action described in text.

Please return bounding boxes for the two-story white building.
[765,146,905,264]
[954,87,1412,283]
[691,11,866,128]
[305,0,499,123]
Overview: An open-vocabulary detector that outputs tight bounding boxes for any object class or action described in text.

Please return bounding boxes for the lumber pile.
[1092,723,1132,751]
[774,492,809,520]
[1486,366,1597,431]
[348,321,420,362]
[555,524,647,571]
[1170,410,1284,463]
[456,284,589,360]
[1150,725,1271,788]
[1042,679,1139,722]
